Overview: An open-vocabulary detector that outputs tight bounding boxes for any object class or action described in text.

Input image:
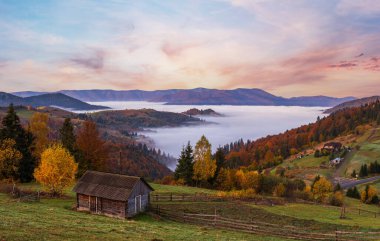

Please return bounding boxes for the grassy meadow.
[0,183,287,241]
[258,198,380,230]
[1,182,380,240]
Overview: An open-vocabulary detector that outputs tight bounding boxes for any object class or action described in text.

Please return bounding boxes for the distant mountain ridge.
[324,96,380,114]
[0,92,109,110]
[13,88,356,107]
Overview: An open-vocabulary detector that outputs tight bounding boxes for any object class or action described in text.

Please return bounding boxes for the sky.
[0,0,379,97]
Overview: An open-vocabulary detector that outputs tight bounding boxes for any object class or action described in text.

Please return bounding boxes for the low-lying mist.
[90,101,326,169]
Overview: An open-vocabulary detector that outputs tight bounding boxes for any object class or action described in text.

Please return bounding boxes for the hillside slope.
[324,96,380,114]
[222,100,380,170]
[0,92,109,110]
[0,106,173,179]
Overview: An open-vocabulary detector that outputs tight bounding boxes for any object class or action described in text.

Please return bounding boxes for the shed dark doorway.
[90,196,96,212]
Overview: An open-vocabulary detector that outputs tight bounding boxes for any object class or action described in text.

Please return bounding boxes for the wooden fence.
[150,193,284,205]
[150,205,380,241]
[0,184,40,203]
[151,193,380,218]
[151,193,216,202]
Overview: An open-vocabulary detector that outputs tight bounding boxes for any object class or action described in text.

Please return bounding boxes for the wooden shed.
[73,171,154,218]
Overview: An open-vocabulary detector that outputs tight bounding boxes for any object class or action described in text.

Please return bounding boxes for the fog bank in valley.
[90,101,326,169]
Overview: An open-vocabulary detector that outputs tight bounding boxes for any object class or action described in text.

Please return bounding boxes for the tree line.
[0,104,109,195]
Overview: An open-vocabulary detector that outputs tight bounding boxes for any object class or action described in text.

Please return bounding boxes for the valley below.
[85,101,327,169]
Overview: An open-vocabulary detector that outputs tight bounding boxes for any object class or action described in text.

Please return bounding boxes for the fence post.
[214,208,217,227]
[182,194,184,201]
[335,228,338,241]
[170,193,172,201]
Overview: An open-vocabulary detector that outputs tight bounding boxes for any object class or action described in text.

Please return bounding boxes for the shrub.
[216,188,257,199]
[314,150,320,158]
[330,191,344,206]
[273,183,286,197]
[346,186,360,199]
[159,175,175,185]
[261,175,282,194]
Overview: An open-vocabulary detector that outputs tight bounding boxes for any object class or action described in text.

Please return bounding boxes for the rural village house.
[330,157,344,166]
[73,171,154,218]
[322,142,342,152]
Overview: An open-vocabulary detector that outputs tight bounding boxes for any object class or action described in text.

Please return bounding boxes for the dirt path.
[335,175,380,189]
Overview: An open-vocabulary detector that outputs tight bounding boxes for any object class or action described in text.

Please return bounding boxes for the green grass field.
[274,154,334,182]
[0,192,288,241]
[257,198,380,230]
[341,127,380,176]
[2,183,378,240]
[150,183,217,195]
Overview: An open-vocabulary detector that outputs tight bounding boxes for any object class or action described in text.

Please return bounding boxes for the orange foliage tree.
[76,120,108,176]
[29,112,50,161]
[34,144,77,196]
[312,177,333,203]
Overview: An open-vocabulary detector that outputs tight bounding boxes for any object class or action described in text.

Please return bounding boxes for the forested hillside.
[0,105,172,180]
[89,108,202,131]
[222,100,380,170]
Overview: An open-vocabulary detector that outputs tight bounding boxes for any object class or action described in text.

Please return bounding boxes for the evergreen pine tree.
[363,164,368,177]
[0,104,35,182]
[174,142,194,185]
[214,147,225,177]
[59,118,76,154]
[351,169,357,178]
[346,187,353,197]
[377,113,380,125]
[334,183,341,192]
[352,186,360,199]
[174,145,187,180]
[359,164,368,178]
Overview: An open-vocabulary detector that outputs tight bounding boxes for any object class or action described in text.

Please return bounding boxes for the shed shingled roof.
[72,171,154,201]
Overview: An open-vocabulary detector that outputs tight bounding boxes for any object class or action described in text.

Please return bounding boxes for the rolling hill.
[0,92,109,111]
[13,88,356,107]
[324,96,380,114]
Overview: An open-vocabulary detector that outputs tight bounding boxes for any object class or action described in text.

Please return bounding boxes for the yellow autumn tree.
[235,169,246,189]
[244,171,261,192]
[29,112,50,161]
[361,185,378,204]
[34,144,77,196]
[193,135,216,187]
[0,139,22,182]
[312,177,333,203]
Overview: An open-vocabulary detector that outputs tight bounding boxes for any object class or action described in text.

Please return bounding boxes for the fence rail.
[150,205,380,241]
[150,193,284,205]
[150,193,380,218]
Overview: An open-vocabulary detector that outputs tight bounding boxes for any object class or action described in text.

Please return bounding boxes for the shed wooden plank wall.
[75,179,152,218]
